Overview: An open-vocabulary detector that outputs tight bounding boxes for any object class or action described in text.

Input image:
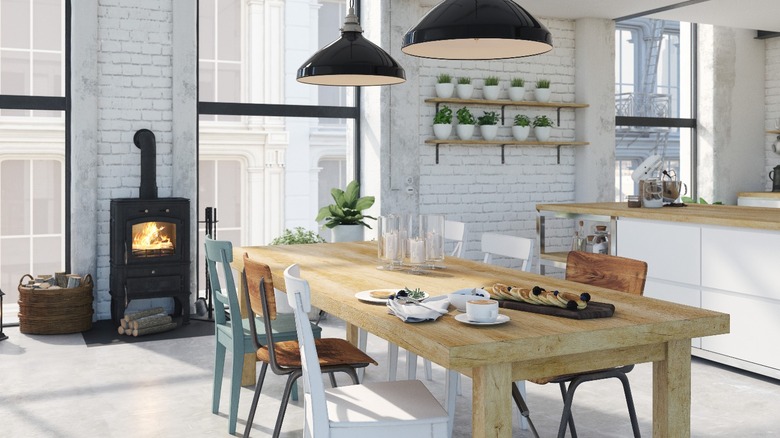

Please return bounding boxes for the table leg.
[652,339,691,438]
[345,322,359,346]
[472,363,512,438]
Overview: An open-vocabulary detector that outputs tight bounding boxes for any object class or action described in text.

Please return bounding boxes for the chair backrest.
[565,251,648,295]
[444,220,466,257]
[242,254,285,365]
[481,232,534,272]
[284,264,329,438]
[204,237,243,341]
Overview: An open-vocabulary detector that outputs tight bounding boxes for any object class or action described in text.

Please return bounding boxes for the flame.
[132,222,174,251]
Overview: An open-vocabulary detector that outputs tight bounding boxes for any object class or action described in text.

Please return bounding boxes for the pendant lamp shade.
[402,0,553,60]
[297,5,405,86]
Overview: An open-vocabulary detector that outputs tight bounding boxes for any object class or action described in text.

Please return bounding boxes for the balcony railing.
[615,92,671,118]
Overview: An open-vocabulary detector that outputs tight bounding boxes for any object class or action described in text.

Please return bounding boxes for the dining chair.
[242,254,378,438]
[204,236,311,435]
[284,263,449,438]
[511,250,648,438]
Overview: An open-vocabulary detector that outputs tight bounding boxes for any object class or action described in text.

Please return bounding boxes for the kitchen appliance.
[770,165,780,192]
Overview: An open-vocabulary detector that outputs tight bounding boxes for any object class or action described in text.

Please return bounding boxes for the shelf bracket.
[436,144,440,164]
[556,107,562,125]
[556,145,561,164]
[501,105,506,125]
[501,144,505,164]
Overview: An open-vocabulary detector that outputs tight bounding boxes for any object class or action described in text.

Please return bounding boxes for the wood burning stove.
[109,129,190,325]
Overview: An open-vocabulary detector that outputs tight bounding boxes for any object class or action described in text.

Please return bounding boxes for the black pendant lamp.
[402,0,553,60]
[297,1,405,86]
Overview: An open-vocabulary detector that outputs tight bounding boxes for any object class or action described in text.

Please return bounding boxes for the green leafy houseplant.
[456,107,476,125]
[477,111,499,126]
[437,73,452,84]
[510,78,525,88]
[433,105,453,124]
[536,79,551,89]
[315,180,376,229]
[513,114,531,127]
[457,77,471,85]
[533,115,555,127]
[484,76,499,86]
[270,227,326,245]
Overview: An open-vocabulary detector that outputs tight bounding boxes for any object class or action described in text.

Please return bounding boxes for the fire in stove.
[132,221,176,257]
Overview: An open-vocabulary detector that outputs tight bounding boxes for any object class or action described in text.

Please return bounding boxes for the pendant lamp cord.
[342,0,362,33]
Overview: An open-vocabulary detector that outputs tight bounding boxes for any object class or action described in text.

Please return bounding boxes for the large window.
[614,18,696,201]
[197,0,359,291]
[0,0,68,323]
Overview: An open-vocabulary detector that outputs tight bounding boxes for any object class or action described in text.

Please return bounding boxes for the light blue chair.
[205,237,321,434]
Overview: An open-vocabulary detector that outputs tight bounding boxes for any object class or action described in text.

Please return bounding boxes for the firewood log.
[124,307,166,322]
[131,314,171,330]
[132,322,177,337]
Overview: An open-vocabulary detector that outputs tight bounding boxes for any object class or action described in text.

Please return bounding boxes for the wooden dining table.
[233,241,729,438]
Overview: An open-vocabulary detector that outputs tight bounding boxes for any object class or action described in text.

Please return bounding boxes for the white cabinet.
[617,219,700,285]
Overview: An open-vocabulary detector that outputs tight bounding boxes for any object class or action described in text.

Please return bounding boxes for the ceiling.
[518,0,780,33]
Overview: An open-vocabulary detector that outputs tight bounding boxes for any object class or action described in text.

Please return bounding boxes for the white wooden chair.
[284,264,449,438]
[481,232,535,431]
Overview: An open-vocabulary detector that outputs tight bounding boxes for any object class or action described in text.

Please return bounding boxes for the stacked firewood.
[117,307,177,337]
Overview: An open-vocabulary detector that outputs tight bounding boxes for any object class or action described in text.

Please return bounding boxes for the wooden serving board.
[498,299,615,319]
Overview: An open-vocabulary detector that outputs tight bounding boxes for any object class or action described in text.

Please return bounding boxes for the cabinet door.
[701,290,780,371]
[644,279,701,348]
[702,227,780,301]
[616,219,701,285]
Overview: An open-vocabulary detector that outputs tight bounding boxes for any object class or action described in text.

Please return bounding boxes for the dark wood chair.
[241,253,377,438]
[512,250,648,438]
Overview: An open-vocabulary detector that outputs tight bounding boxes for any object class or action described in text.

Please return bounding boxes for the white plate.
[355,289,429,304]
[454,313,510,326]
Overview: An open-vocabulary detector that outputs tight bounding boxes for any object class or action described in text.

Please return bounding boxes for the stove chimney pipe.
[133,129,158,199]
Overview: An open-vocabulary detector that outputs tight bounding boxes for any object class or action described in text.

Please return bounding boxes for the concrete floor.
[2,316,779,437]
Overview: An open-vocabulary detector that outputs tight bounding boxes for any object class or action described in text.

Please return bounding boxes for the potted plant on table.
[477,111,499,141]
[435,73,454,98]
[534,79,551,103]
[455,107,477,140]
[433,105,453,140]
[533,114,555,142]
[482,76,500,100]
[456,77,473,99]
[508,78,526,102]
[315,180,375,243]
[512,114,531,141]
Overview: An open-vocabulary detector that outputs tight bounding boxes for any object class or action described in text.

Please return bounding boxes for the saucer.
[454,313,510,326]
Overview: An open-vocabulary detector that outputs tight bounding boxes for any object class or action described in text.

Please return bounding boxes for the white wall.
[766,38,780,182]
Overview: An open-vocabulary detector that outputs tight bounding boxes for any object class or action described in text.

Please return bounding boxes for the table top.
[537,201,780,231]
[235,241,729,376]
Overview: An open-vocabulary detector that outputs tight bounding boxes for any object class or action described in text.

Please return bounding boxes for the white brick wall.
[416,19,578,265]
[93,0,175,318]
[767,37,780,185]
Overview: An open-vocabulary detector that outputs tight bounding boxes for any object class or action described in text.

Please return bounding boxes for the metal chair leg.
[511,382,540,438]
[616,373,641,437]
[558,381,580,438]
[329,372,338,388]
[242,362,269,438]
[271,370,302,438]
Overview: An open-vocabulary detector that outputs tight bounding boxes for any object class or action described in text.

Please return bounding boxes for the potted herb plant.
[477,111,499,141]
[433,105,453,140]
[508,78,526,102]
[482,76,500,100]
[435,73,454,98]
[512,114,531,141]
[533,114,555,142]
[270,227,326,245]
[534,79,551,103]
[455,107,477,140]
[456,77,473,99]
[315,180,375,242]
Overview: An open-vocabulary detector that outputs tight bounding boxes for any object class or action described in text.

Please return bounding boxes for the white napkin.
[387,295,450,323]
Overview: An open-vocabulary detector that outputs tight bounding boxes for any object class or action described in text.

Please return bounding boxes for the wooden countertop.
[738,192,780,199]
[537,202,780,231]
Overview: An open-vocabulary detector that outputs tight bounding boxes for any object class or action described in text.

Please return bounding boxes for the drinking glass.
[422,214,445,269]
[377,215,400,270]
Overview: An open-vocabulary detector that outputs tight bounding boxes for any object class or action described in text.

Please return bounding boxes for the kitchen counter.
[537,201,780,231]
[535,201,780,379]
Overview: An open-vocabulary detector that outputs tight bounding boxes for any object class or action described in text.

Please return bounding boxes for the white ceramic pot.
[482,85,500,101]
[508,86,526,102]
[433,123,452,140]
[456,83,473,99]
[512,125,531,141]
[456,124,475,140]
[331,224,364,243]
[534,126,552,142]
[480,124,498,141]
[435,83,454,98]
[534,88,551,103]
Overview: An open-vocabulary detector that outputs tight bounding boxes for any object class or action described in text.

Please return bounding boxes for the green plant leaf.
[354,195,375,211]
[343,180,360,207]
[315,205,331,222]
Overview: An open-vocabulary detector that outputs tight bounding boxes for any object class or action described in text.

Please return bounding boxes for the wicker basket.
[18,274,94,334]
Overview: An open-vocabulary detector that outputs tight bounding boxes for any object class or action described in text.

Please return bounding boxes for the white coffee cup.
[466,299,499,323]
